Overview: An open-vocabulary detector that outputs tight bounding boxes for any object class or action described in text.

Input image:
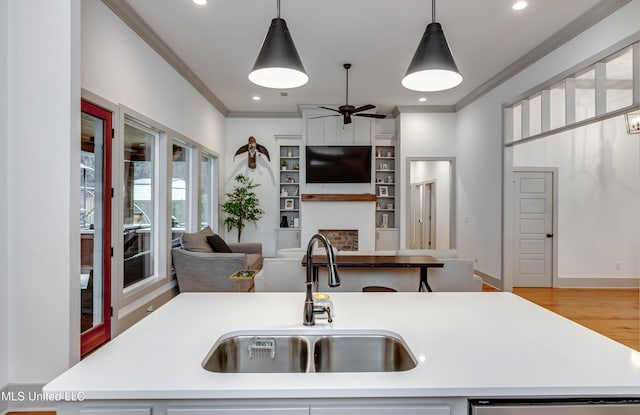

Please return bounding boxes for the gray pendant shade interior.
[248,0,308,89]
[402,0,462,92]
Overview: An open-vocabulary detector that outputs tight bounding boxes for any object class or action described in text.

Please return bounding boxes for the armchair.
[172,242,263,292]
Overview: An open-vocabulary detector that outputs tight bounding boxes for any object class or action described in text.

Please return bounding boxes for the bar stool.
[362,286,397,292]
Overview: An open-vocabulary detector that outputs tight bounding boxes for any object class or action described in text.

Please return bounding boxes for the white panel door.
[513,171,554,287]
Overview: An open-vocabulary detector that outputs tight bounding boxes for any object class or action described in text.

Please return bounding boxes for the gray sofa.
[171,227,262,292]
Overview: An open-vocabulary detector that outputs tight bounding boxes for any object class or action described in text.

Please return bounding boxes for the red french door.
[80,100,112,356]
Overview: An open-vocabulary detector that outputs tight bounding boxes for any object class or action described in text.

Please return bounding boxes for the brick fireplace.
[318,229,358,251]
[300,193,376,251]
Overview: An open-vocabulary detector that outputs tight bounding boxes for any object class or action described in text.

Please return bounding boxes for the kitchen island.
[45,292,640,415]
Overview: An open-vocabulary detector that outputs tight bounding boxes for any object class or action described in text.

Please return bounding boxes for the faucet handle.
[313,305,333,323]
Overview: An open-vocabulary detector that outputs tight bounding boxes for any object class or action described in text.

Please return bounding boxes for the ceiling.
[116,0,625,116]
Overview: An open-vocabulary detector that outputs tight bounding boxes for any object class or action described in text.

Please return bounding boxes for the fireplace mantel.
[301,193,377,202]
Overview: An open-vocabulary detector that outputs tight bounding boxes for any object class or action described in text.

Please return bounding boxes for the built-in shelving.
[278,144,301,229]
[375,144,396,229]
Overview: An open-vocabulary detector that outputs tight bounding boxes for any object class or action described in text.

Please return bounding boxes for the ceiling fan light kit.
[402,0,462,92]
[249,0,308,89]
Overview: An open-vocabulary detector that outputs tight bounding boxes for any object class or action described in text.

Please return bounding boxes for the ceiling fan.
[312,63,386,125]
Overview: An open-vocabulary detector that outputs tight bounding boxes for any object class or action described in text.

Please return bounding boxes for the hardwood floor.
[484,285,640,351]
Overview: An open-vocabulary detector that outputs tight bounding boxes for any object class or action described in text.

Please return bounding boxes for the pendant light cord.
[277,0,280,18]
[432,0,436,23]
[345,67,349,105]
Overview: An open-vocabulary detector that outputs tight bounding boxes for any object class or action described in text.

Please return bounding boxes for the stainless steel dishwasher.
[469,398,640,414]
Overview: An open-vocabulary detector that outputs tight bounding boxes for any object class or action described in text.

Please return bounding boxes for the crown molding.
[395,105,456,114]
[227,111,302,118]
[454,0,632,111]
[100,0,229,116]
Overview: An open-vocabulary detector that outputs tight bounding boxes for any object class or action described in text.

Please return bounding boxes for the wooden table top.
[303,255,444,268]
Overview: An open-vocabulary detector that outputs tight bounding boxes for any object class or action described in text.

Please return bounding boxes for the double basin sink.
[202,329,417,373]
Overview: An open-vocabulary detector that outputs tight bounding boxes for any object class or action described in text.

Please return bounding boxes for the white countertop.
[45,292,640,400]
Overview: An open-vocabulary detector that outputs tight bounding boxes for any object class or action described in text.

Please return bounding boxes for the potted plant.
[280,160,288,170]
[222,174,265,242]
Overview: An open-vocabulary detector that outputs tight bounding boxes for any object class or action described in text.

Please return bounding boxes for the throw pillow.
[180,226,215,253]
[206,234,232,253]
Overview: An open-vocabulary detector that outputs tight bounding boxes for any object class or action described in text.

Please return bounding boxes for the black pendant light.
[402,0,462,92]
[248,0,308,89]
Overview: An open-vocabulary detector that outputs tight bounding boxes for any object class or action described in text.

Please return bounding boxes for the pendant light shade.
[402,1,462,92]
[249,1,308,89]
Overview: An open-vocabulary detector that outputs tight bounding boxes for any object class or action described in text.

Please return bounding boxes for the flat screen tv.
[305,145,372,183]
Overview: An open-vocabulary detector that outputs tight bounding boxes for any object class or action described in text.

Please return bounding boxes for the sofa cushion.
[181,226,214,253]
[206,234,232,253]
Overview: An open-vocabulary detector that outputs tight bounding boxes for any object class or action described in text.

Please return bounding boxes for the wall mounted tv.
[305,145,372,184]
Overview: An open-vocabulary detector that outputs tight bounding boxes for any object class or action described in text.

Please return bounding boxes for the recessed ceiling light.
[252,96,261,101]
[193,0,207,5]
[419,97,428,102]
[512,1,528,10]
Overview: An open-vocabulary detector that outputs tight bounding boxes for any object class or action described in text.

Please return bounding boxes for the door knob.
[546,233,553,238]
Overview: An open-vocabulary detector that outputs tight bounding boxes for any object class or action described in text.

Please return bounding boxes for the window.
[549,82,566,130]
[172,141,190,237]
[505,40,639,144]
[575,67,596,122]
[605,46,634,112]
[123,121,157,288]
[200,153,214,230]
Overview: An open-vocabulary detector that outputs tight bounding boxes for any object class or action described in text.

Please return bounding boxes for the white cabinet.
[168,407,308,415]
[79,408,152,415]
[277,228,301,250]
[305,114,373,145]
[311,404,450,415]
[375,229,400,250]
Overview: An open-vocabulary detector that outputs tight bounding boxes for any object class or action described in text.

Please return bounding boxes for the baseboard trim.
[557,276,640,288]
[475,270,502,291]
[1,383,56,413]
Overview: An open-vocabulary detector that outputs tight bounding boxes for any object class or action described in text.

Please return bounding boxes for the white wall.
[398,113,457,249]
[457,0,640,285]
[82,1,226,152]
[513,115,639,281]
[0,0,9,393]
[7,0,80,384]
[224,118,302,256]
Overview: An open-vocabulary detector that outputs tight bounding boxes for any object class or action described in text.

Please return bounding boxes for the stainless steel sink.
[202,330,417,374]
[202,334,309,373]
[313,333,417,372]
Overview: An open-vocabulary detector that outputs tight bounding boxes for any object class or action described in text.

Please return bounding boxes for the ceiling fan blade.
[355,113,387,119]
[318,106,342,113]
[309,114,340,120]
[352,104,376,113]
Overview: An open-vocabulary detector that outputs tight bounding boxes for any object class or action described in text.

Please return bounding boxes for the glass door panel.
[80,100,112,356]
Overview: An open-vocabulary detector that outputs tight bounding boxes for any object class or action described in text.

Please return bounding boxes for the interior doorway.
[512,169,556,287]
[406,157,456,249]
[80,100,112,356]
[409,181,435,249]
